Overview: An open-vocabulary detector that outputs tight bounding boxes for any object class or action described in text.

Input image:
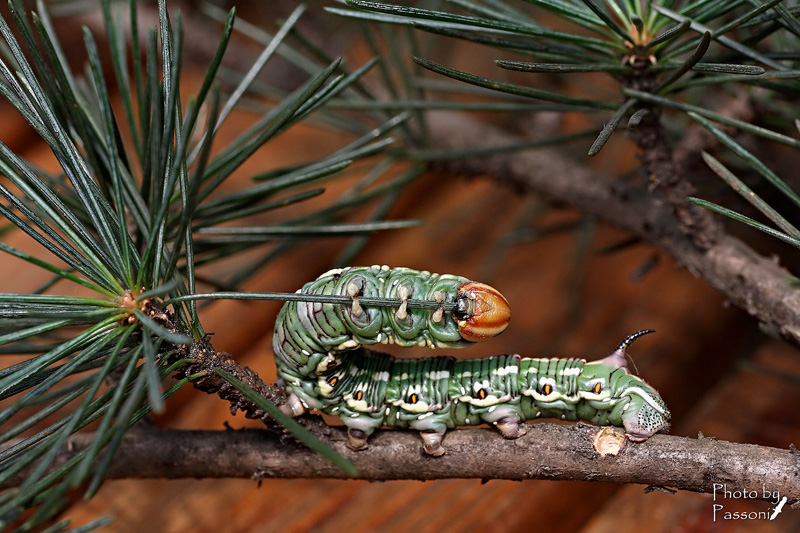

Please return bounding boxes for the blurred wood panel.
[2,74,797,533]
[54,168,771,532]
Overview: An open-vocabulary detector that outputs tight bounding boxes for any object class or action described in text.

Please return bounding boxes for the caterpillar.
[273,266,670,456]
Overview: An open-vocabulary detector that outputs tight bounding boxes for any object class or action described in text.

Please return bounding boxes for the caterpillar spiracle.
[273,266,670,456]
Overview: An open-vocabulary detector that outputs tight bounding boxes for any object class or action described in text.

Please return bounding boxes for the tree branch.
[171,334,286,425]
[424,111,800,346]
[80,110,799,501]
[6,424,798,503]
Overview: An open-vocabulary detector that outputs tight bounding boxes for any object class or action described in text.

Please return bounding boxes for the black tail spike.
[613,329,655,375]
[593,329,655,369]
[615,329,655,353]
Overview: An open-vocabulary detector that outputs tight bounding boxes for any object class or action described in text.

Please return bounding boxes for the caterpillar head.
[454,282,511,342]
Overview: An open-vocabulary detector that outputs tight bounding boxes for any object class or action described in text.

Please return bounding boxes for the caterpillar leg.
[280,392,308,417]
[420,430,446,457]
[620,399,670,442]
[496,417,526,439]
[342,411,383,451]
[347,428,370,451]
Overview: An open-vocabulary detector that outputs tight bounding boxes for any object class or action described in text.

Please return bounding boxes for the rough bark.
[6,425,798,504]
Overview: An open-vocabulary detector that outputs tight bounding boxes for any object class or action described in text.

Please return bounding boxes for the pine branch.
[421,110,800,346]
[0,1,411,527]
[4,1,800,527]
[170,335,286,424]
[3,424,798,505]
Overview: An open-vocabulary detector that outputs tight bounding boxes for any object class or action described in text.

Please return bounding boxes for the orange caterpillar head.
[455,282,511,342]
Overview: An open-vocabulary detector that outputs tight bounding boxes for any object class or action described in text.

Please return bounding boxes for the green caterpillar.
[273,266,670,456]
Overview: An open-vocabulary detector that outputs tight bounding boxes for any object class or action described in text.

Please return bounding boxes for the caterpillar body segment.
[271,266,669,456]
[272,266,511,416]
[313,339,669,455]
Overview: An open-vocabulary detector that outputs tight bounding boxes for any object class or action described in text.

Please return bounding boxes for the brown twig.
[6,424,798,503]
[424,111,800,346]
[172,335,286,424]
[626,103,717,247]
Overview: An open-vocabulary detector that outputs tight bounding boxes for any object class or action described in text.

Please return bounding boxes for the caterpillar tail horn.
[594,329,655,369]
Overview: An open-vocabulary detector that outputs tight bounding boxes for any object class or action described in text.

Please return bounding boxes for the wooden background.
[5,120,800,532]
[2,2,800,531]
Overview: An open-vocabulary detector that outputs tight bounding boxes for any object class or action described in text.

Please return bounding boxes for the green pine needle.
[215,369,358,476]
[0,0,409,527]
